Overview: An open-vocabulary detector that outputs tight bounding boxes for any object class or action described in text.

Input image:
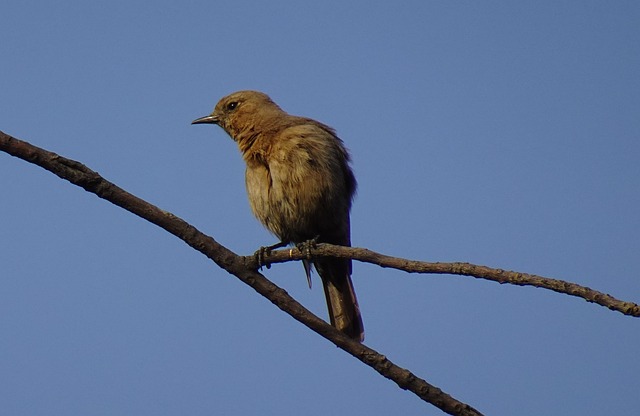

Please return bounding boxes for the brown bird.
[192,90,364,341]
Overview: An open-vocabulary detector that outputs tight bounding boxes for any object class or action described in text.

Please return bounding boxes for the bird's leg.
[255,241,288,270]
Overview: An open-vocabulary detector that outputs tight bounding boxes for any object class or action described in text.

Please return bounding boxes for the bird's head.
[192,90,284,142]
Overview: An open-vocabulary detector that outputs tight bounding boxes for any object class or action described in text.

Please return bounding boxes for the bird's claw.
[296,236,320,260]
[255,246,271,270]
[255,241,288,270]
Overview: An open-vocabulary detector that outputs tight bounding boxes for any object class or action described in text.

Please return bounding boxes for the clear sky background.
[1,2,638,415]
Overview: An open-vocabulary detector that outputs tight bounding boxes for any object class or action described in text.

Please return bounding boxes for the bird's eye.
[227,102,238,111]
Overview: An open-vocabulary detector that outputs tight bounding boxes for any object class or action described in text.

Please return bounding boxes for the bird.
[192,90,364,341]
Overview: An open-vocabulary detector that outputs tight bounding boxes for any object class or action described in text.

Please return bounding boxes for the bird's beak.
[191,114,219,125]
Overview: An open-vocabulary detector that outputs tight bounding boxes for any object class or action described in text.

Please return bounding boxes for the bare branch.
[255,245,640,317]
[0,130,484,415]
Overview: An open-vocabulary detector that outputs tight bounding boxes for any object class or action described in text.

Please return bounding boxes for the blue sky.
[1,1,638,415]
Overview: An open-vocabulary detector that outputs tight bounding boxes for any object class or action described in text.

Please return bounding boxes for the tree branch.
[255,245,640,318]
[0,130,484,416]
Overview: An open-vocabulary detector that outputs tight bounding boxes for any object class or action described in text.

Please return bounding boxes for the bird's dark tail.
[315,258,364,342]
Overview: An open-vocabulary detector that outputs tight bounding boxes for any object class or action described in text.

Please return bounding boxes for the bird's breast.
[244,159,317,243]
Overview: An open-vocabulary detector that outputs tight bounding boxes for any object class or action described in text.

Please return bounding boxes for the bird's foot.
[255,241,288,270]
[296,236,320,260]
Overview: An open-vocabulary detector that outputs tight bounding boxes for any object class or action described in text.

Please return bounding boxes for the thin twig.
[255,245,640,317]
